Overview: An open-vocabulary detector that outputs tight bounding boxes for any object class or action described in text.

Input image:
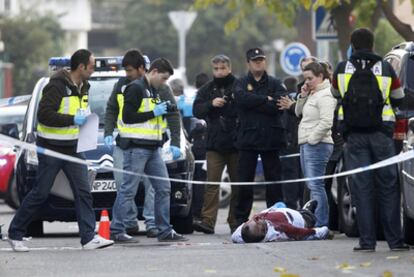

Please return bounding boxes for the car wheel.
[26,220,44,237]
[337,175,359,237]
[219,172,231,209]
[403,208,414,245]
[171,210,194,234]
[5,172,20,210]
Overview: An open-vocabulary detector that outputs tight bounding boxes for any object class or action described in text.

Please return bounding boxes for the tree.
[0,14,64,95]
[193,0,414,59]
[118,0,296,83]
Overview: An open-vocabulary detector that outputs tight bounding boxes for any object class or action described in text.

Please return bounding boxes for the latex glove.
[104,136,113,148]
[169,145,181,160]
[74,113,87,126]
[153,102,168,117]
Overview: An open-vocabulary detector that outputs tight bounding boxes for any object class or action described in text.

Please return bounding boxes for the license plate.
[92,180,117,192]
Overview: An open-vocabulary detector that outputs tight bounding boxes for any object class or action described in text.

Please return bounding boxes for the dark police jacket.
[235,71,287,151]
[193,74,238,153]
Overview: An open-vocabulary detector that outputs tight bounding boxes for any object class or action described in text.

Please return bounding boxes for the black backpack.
[342,60,384,131]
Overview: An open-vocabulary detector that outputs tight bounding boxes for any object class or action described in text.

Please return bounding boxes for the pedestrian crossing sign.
[313,7,338,40]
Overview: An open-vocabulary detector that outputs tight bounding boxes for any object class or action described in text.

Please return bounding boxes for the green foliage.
[1,14,64,95]
[119,0,296,83]
[374,18,405,56]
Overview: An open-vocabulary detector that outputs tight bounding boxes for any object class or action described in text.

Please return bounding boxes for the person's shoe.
[146,228,159,238]
[353,245,375,252]
[82,235,114,250]
[126,226,140,236]
[8,238,29,252]
[313,226,331,239]
[110,233,139,244]
[390,244,410,251]
[193,220,214,234]
[302,199,318,213]
[158,230,188,242]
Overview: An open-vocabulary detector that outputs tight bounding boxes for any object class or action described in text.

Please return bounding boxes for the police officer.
[8,49,114,251]
[192,54,239,234]
[331,28,408,252]
[104,50,181,240]
[110,58,187,242]
[233,47,287,230]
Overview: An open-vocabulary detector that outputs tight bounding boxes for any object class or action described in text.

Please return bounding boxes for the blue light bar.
[49,57,71,67]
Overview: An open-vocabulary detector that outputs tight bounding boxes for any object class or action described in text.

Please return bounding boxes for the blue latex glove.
[104,136,113,148]
[169,146,181,160]
[272,201,287,209]
[153,102,168,117]
[74,114,87,126]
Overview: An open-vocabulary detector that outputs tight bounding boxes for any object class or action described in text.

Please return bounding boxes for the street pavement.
[0,200,413,277]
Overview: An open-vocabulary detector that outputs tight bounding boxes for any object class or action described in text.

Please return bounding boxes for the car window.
[406,55,414,92]
[88,77,118,126]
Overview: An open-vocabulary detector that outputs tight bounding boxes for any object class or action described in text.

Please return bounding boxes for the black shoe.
[158,231,188,242]
[110,233,139,244]
[193,221,214,234]
[390,244,410,251]
[146,228,159,238]
[126,226,140,236]
[353,246,375,252]
[302,199,318,213]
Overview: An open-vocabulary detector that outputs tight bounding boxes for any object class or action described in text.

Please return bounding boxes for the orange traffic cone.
[98,209,111,240]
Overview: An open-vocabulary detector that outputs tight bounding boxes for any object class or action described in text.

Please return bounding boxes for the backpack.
[342,60,384,131]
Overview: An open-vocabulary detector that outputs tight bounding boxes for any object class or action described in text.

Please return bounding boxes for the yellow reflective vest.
[117,86,167,143]
[336,60,395,122]
[37,90,88,141]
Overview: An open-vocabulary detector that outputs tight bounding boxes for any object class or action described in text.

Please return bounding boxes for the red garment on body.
[258,211,315,240]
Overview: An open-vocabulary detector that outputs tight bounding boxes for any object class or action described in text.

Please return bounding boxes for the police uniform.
[332,50,405,250]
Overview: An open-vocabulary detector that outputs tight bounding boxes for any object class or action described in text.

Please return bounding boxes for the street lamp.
[272,39,285,77]
[168,11,197,85]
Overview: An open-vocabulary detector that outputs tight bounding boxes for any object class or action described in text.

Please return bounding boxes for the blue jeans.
[111,147,171,238]
[300,143,333,227]
[8,153,96,245]
[346,132,404,249]
[113,147,156,231]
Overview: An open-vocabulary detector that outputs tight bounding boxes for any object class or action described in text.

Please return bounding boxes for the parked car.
[0,104,28,209]
[15,57,195,236]
[331,42,414,242]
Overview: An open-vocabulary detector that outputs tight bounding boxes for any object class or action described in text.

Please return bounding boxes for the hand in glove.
[153,102,168,117]
[74,113,87,126]
[169,145,181,160]
[104,136,113,148]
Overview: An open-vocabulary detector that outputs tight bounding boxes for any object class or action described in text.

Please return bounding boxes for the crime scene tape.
[1,133,414,186]
[0,95,31,108]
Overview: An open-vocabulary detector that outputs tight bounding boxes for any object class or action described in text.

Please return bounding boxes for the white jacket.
[295,79,337,145]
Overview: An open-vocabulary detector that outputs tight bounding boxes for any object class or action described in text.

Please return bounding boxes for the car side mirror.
[0,123,19,139]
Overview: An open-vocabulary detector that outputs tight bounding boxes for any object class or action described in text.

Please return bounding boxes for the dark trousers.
[346,132,404,249]
[235,150,283,225]
[280,148,303,209]
[200,151,239,229]
[8,153,96,245]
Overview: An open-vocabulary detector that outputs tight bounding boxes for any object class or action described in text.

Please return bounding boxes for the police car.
[15,57,195,236]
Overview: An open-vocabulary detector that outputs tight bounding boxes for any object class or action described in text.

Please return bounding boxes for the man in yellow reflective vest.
[110,58,188,242]
[331,28,408,252]
[8,49,114,251]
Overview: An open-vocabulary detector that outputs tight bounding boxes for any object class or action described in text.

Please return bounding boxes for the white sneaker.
[82,235,114,250]
[313,226,332,240]
[8,239,29,252]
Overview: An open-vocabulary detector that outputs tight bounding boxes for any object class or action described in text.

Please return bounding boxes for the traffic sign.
[279,42,311,76]
[313,7,338,40]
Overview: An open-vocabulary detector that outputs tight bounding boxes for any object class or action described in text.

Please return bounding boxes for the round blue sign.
[280,42,311,76]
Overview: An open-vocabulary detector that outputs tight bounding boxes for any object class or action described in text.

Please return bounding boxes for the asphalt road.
[0,200,413,277]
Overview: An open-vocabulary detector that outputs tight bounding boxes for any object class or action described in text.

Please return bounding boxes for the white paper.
[77,113,99,153]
